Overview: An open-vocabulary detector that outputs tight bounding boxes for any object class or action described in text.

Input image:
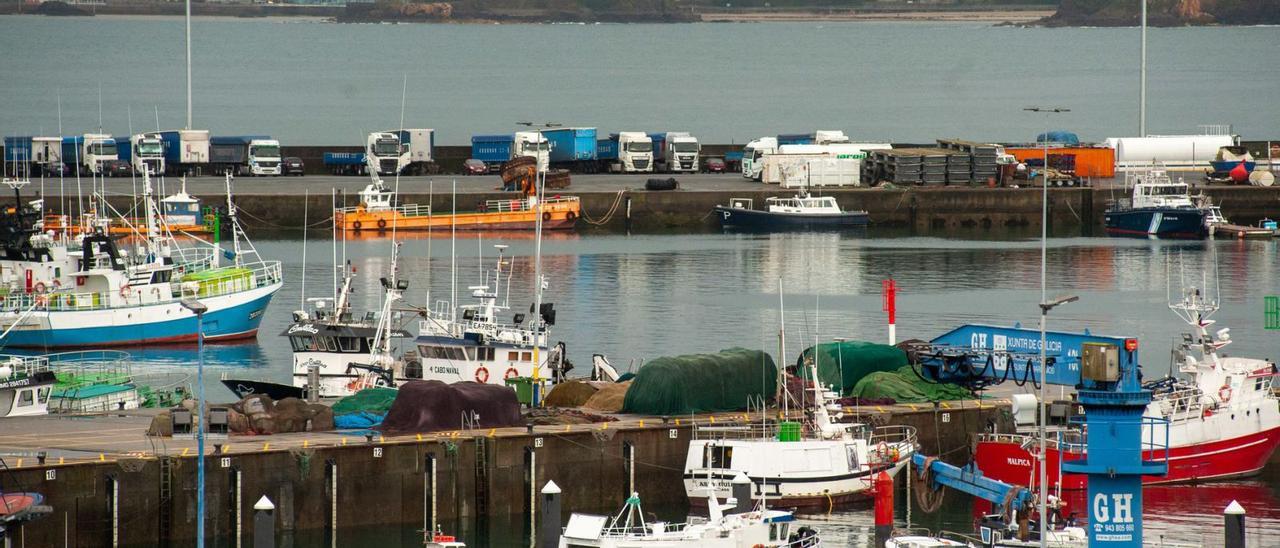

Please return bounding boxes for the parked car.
[462,159,487,176]
[704,157,726,173]
[104,159,133,177]
[282,157,305,176]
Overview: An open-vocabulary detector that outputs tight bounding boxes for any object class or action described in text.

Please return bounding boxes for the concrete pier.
[0,400,1011,545]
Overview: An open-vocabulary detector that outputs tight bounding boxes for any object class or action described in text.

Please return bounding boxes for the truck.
[158,129,211,176]
[116,133,165,176]
[60,134,118,175]
[543,127,598,172]
[367,129,435,176]
[747,140,890,181]
[209,136,282,176]
[741,137,777,179]
[596,132,653,173]
[775,130,850,146]
[3,136,63,177]
[649,132,700,173]
[470,131,550,173]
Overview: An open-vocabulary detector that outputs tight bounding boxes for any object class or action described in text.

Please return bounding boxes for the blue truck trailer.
[544,127,598,172]
[323,152,367,175]
[471,134,514,169]
[158,129,211,176]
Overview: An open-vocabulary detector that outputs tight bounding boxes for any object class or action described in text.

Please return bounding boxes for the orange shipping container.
[1006,146,1115,178]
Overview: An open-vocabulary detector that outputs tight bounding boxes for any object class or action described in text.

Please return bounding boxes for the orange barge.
[335,182,580,232]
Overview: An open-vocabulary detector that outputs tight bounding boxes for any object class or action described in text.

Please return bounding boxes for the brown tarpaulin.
[378,380,523,433]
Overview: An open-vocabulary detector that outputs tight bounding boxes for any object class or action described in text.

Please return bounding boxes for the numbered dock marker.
[220,457,231,469]
[942,413,951,423]
[373,447,383,458]
[534,438,544,448]
[669,429,679,439]
[45,469,56,481]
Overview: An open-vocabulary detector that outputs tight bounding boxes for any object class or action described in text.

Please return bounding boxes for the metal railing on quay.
[870,424,918,446]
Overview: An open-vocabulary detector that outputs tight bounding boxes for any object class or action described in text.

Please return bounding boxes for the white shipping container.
[781,158,861,188]
[761,153,826,184]
[1110,135,1235,171]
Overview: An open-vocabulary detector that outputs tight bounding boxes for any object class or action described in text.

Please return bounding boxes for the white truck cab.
[81,133,118,174]
[247,139,282,176]
[368,129,434,176]
[514,131,550,172]
[131,133,166,175]
[367,132,402,176]
[616,132,653,172]
[664,132,700,172]
[742,137,778,180]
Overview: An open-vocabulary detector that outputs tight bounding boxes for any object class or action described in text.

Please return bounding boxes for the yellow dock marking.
[181,448,190,457]
[675,419,681,426]
[341,438,348,446]
[942,402,952,409]
[416,434,423,441]
[261,443,270,452]
[908,404,917,411]
[222,445,231,454]
[99,454,105,461]
[14,459,21,468]
[639,420,644,428]
[487,429,495,438]
[303,440,310,448]
[58,457,64,465]
[710,416,716,424]
[601,422,608,430]
[877,406,885,412]
[380,435,386,443]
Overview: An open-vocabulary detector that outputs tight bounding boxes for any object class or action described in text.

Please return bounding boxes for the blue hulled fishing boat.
[1104,170,1209,239]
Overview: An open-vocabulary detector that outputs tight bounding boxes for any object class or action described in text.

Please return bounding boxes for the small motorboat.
[714,193,868,231]
[558,490,821,547]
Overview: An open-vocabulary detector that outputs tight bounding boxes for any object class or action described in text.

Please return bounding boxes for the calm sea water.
[1,16,1278,144]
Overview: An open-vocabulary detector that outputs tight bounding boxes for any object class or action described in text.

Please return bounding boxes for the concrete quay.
[54,174,1280,233]
[0,400,1011,545]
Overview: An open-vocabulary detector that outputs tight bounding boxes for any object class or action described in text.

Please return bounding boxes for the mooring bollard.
[873,471,894,548]
[731,473,752,514]
[538,481,562,548]
[254,495,276,548]
[1223,500,1245,548]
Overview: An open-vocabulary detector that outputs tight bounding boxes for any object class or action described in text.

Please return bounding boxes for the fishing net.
[797,340,908,396]
[331,387,399,416]
[583,381,631,413]
[621,348,776,416]
[543,380,601,408]
[379,380,523,434]
[850,366,973,403]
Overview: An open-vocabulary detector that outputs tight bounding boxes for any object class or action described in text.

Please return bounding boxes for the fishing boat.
[558,490,821,547]
[683,298,915,508]
[1103,169,1209,239]
[713,193,868,231]
[0,355,56,418]
[42,180,216,237]
[413,244,570,388]
[0,173,282,348]
[335,156,579,232]
[972,285,1280,490]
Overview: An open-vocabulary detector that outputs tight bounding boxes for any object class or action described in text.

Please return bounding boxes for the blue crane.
[908,324,1168,548]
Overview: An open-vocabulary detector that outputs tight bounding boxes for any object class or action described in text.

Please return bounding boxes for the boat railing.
[598,520,696,538]
[335,203,433,218]
[0,261,281,312]
[870,424,918,447]
[975,431,1087,454]
[1151,387,1206,423]
[692,421,781,441]
[483,196,579,213]
[1066,416,1170,463]
[0,354,52,377]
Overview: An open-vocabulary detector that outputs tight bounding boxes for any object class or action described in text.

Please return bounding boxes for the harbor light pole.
[185,0,192,129]
[1025,104,1071,548]
[516,122,560,388]
[1139,0,1147,137]
[180,296,208,547]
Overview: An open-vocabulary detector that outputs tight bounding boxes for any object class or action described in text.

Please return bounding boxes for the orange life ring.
[33,282,46,293]
[565,211,577,221]
[120,285,131,298]
[504,367,519,380]
[352,220,363,231]
[1218,384,1232,403]
[542,212,551,222]
[475,366,489,384]
[52,279,62,289]
[377,219,387,229]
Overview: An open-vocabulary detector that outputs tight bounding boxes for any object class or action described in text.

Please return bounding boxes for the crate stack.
[922,149,949,186]
[938,139,1001,185]
[946,154,971,185]
[865,149,924,185]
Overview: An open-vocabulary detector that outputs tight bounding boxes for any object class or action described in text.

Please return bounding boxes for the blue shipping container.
[323,152,366,166]
[471,134,514,163]
[158,131,183,163]
[4,137,33,163]
[115,137,132,162]
[597,138,618,160]
[544,128,597,163]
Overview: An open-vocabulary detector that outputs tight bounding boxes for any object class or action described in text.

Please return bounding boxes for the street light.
[180,296,208,548]
[1037,294,1076,547]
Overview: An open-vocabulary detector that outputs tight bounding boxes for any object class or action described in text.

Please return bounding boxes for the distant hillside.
[1042,0,1280,26]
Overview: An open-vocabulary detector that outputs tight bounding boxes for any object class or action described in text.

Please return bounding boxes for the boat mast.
[1139,0,1147,137]
[532,147,546,380]
[185,0,192,130]
[777,277,788,417]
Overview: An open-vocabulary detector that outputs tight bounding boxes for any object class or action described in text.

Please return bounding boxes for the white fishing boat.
[0,355,56,418]
[559,490,821,548]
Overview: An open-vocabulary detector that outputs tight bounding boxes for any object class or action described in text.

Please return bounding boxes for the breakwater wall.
[113,185,1280,233]
[5,404,1010,545]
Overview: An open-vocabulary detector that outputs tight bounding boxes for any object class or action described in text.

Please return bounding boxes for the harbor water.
[125,228,1278,546]
[2,17,1279,144]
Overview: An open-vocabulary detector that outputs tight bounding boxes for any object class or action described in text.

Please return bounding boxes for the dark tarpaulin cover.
[621,347,776,416]
[797,340,908,397]
[378,380,523,433]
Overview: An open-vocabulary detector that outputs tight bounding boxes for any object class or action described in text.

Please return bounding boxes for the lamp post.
[516,123,560,382]
[1139,0,1147,137]
[180,296,208,548]
[1037,293,1078,546]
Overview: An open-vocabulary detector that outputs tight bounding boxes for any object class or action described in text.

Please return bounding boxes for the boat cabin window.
[337,337,362,353]
[769,523,789,541]
[290,336,318,352]
[1144,185,1188,196]
[846,446,860,469]
[17,389,34,407]
[421,345,467,361]
[522,351,533,362]
[508,351,519,362]
[150,270,172,284]
[702,445,732,469]
[37,387,50,404]
[1256,377,1270,392]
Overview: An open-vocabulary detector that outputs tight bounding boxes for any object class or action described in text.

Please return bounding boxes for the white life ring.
[120,285,131,298]
[475,366,489,384]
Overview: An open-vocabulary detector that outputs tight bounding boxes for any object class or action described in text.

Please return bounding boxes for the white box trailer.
[781,157,861,188]
[760,153,826,184]
[1109,135,1236,172]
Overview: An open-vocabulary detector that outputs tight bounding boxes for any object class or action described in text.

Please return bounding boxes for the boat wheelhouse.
[714,193,869,231]
[1104,169,1209,239]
